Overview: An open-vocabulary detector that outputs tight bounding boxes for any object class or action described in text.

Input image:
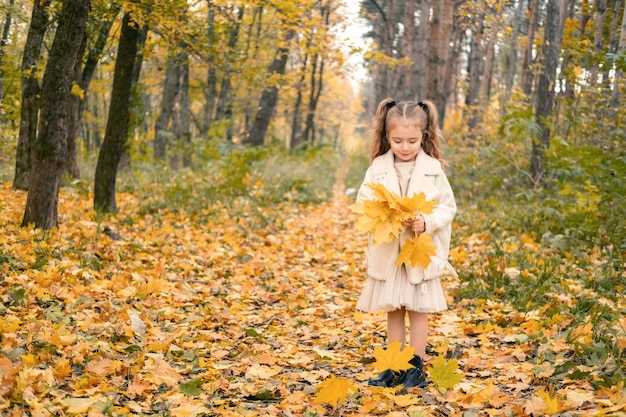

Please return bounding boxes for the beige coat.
[357,150,457,284]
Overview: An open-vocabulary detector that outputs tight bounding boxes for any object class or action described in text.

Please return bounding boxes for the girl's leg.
[407,311,428,357]
[387,308,406,345]
[368,308,407,387]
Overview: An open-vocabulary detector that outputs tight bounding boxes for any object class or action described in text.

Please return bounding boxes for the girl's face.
[388,122,422,162]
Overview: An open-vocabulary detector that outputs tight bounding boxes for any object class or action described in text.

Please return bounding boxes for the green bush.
[116,140,339,220]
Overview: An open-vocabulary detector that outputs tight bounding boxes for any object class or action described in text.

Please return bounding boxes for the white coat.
[356,149,457,284]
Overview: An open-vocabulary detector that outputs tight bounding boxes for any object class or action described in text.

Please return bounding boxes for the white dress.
[356,161,448,313]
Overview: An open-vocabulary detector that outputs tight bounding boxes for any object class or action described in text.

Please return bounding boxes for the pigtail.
[417,100,444,162]
[370,98,397,161]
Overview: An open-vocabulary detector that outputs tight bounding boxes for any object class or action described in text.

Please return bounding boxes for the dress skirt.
[357,265,448,313]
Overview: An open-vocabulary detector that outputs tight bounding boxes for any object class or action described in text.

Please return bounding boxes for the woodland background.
[0,0,625,416]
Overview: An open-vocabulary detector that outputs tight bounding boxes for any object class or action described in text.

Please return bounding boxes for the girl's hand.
[403,215,425,234]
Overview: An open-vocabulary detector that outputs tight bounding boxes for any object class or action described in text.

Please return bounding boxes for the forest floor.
[0,165,625,416]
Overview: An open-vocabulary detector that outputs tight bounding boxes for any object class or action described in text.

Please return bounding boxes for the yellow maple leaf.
[351,184,438,247]
[428,356,463,389]
[315,375,357,407]
[397,192,436,215]
[396,234,437,268]
[368,182,400,210]
[372,340,414,373]
[537,390,563,414]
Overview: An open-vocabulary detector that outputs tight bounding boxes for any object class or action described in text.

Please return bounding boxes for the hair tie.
[417,101,427,111]
[387,100,396,109]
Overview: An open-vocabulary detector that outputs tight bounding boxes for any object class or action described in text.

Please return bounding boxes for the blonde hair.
[370,98,444,163]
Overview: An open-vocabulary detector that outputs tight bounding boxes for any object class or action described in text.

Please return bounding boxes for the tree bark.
[609,0,626,108]
[415,0,431,100]
[65,35,88,180]
[203,0,217,135]
[503,0,525,111]
[466,4,485,133]
[0,0,15,114]
[13,0,52,191]
[243,28,295,146]
[174,51,191,168]
[154,53,180,161]
[303,2,329,144]
[65,7,119,178]
[589,0,607,84]
[93,11,140,213]
[521,0,539,95]
[290,51,309,149]
[531,0,566,185]
[427,0,455,121]
[215,7,244,125]
[21,0,91,229]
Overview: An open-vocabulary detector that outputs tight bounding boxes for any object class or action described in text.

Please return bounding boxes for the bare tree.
[531,0,566,185]
[93,10,142,213]
[13,0,52,191]
[243,28,296,146]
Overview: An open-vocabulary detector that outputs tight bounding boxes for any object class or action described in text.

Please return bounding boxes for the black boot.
[391,355,427,389]
[368,369,396,387]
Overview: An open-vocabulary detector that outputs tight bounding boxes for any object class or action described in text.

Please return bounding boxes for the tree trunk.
[65,7,119,179]
[609,0,626,108]
[521,0,539,95]
[21,0,91,229]
[303,2,329,144]
[154,53,179,161]
[93,11,140,213]
[426,0,454,121]
[479,6,502,108]
[65,35,87,180]
[415,0,431,100]
[290,51,309,149]
[215,6,244,127]
[203,0,217,135]
[400,0,417,97]
[13,0,52,191]
[0,0,15,114]
[589,0,607,84]
[175,52,191,168]
[503,0,525,111]
[466,7,485,133]
[243,28,295,146]
[531,0,566,185]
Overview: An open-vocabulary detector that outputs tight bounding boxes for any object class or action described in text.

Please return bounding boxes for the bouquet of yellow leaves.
[350,182,438,268]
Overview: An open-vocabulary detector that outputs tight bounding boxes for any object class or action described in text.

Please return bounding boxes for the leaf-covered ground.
[1,168,625,417]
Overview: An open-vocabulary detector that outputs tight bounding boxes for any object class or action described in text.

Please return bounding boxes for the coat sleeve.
[422,172,456,235]
[356,166,375,202]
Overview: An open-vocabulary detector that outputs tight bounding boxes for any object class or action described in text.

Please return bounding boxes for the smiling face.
[388,121,422,162]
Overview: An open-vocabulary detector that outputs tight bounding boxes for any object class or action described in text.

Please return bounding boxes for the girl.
[356,98,456,389]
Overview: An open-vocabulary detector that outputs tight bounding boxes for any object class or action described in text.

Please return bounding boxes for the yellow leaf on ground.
[537,390,563,414]
[245,364,282,379]
[428,356,463,389]
[315,375,357,407]
[372,340,414,373]
[60,397,104,413]
[394,393,420,406]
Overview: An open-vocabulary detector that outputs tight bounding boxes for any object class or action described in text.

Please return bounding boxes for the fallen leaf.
[315,375,357,407]
[428,356,463,389]
[372,340,414,373]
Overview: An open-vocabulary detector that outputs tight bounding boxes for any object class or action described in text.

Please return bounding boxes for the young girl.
[356,98,456,389]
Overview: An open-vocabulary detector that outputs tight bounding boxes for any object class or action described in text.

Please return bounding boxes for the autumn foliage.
[350,183,438,268]
[1,150,625,416]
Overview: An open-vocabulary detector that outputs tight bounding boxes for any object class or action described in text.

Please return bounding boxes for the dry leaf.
[372,340,414,373]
